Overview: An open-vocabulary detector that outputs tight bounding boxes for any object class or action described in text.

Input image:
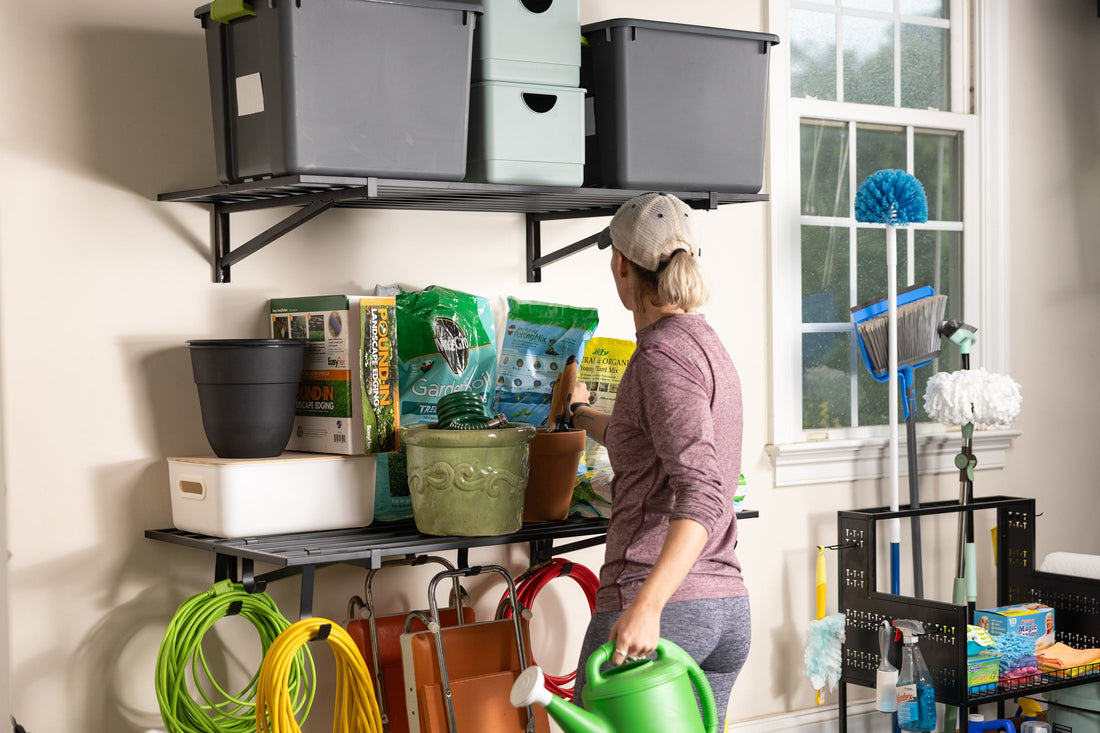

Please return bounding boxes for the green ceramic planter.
[403,422,536,536]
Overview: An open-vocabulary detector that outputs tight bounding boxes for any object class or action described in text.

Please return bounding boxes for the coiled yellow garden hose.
[155,579,315,733]
[256,616,384,733]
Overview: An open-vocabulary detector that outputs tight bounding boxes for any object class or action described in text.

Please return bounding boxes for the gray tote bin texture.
[196,0,483,184]
[581,19,780,193]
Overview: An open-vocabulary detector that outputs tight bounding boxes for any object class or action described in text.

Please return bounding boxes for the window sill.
[764,429,1021,488]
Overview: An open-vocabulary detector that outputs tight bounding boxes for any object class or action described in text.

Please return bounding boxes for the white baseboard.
[730,700,893,733]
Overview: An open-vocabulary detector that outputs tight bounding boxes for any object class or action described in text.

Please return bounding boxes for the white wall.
[0,1,1097,731]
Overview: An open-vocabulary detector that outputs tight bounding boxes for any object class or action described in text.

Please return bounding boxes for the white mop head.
[924,367,1022,429]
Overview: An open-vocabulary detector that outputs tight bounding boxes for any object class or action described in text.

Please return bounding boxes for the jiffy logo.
[433,317,470,375]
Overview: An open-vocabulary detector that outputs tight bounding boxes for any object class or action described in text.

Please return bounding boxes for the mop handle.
[887,225,901,596]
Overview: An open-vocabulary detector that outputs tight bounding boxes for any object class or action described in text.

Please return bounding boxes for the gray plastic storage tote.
[581,18,779,192]
[195,0,483,183]
[473,0,581,86]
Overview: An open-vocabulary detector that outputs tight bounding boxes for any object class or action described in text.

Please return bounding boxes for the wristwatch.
[569,401,588,424]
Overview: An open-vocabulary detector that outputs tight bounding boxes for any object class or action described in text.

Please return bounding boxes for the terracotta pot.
[524,428,586,522]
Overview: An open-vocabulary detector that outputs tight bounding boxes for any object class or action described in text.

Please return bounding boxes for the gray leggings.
[572,596,751,721]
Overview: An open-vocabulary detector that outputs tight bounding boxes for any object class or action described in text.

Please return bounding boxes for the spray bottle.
[876,620,898,712]
[893,620,936,731]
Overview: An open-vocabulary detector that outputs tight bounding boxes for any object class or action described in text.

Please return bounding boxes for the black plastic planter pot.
[187,339,307,459]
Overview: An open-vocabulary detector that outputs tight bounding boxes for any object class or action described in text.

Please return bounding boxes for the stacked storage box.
[195,0,483,183]
[466,0,585,186]
[581,19,780,192]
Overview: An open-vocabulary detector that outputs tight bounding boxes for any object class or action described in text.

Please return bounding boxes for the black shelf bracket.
[212,199,335,283]
[159,176,767,283]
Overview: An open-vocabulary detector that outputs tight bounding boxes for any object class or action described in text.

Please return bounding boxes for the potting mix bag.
[493,297,599,429]
[373,284,497,521]
[570,336,635,518]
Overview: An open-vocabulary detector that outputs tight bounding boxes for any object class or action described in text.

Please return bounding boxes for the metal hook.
[823,541,862,551]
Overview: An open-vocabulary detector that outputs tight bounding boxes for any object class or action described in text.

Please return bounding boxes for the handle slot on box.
[178,478,206,500]
[522,93,558,114]
[520,0,553,14]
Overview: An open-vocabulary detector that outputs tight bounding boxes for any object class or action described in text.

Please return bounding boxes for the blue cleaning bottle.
[893,620,937,732]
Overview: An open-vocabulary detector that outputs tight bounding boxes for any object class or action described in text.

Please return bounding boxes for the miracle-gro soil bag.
[372,285,498,521]
[493,297,598,428]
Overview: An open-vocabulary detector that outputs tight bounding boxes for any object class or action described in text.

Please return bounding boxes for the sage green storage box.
[473,0,581,86]
[467,81,586,186]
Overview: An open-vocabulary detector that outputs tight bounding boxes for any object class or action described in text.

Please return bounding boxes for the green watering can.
[510,639,719,733]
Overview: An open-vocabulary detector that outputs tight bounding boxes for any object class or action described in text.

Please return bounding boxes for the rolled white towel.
[1039,552,1100,580]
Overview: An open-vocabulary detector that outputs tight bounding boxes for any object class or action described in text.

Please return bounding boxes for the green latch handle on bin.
[209,0,255,24]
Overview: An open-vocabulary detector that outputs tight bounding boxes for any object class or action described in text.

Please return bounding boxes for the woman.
[569,192,750,723]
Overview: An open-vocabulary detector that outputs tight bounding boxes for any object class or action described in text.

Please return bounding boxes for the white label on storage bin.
[235,73,264,116]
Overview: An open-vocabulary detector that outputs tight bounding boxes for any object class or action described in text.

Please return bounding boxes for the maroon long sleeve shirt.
[596,313,748,613]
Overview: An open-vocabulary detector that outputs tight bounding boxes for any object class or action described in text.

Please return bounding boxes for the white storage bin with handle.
[168,452,376,537]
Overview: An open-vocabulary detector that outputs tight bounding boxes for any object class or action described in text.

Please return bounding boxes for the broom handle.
[887,225,901,596]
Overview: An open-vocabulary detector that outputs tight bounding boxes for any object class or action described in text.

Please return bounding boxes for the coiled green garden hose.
[434,389,509,430]
[154,579,315,733]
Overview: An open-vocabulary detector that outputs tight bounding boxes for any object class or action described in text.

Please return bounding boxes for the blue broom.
[852,169,935,599]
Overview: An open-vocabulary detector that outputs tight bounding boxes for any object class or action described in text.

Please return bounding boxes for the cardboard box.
[270,295,398,454]
[974,603,1056,650]
[966,651,1001,695]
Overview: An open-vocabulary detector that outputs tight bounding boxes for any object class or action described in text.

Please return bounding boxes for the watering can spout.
[511,667,614,733]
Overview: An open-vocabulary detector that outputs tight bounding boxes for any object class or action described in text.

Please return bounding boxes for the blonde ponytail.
[630,250,709,313]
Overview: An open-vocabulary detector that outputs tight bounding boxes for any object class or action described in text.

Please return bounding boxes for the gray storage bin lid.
[581,17,779,46]
[196,0,483,21]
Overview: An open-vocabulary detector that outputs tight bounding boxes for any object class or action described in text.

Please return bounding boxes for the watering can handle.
[586,640,720,733]
[658,640,720,733]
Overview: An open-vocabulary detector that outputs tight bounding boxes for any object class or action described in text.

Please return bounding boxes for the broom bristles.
[856,294,948,374]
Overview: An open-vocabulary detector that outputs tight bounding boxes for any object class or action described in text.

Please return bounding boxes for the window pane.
[843,16,894,105]
[856,124,906,185]
[914,228,964,374]
[802,226,851,323]
[901,23,948,110]
[914,129,960,221]
[855,227,910,308]
[801,120,850,216]
[856,362,889,426]
[901,0,947,18]
[791,9,837,100]
[804,332,852,429]
[842,0,893,11]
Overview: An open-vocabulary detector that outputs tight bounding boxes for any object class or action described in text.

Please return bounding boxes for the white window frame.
[765,1,1016,487]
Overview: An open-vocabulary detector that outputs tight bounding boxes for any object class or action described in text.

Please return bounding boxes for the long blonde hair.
[629,249,709,313]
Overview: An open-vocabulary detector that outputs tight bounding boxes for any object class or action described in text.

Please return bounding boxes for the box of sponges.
[974,603,1056,651]
[270,295,398,455]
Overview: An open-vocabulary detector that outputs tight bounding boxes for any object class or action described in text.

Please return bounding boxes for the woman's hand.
[570,380,592,407]
[608,598,662,665]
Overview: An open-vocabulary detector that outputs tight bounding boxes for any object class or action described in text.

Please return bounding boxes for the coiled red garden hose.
[496,558,599,699]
